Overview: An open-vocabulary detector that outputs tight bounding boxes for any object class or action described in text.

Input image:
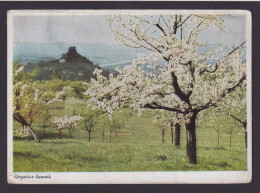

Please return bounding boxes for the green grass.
[13,104,247,172]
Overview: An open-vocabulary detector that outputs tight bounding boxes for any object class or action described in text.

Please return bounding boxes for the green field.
[13,103,247,172]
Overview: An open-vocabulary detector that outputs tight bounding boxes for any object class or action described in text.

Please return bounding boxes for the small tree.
[226,127,233,148]
[53,115,82,138]
[82,110,101,142]
[208,110,222,145]
[96,125,105,143]
[107,118,121,143]
[223,115,238,148]
[36,78,62,136]
[56,85,72,102]
[155,123,167,144]
[39,106,52,135]
[153,110,173,144]
[65,97,82,115]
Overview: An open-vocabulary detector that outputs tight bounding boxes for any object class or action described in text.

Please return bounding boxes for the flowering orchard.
[86,14,247,164]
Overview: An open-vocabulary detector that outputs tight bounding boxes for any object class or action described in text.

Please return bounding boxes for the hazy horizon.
[13,15,246,46]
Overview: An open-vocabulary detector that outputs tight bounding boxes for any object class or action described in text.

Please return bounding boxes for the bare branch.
[187,18,207,43]
[177,14,192,27]
[155,23,167,36]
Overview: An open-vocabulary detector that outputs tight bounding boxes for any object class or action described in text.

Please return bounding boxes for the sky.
[13,14,246,45]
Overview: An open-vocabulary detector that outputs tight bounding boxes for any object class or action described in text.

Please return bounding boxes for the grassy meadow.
[13,101,247,172]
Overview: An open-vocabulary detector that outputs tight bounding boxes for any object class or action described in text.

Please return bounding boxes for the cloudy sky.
[13,14,246,45]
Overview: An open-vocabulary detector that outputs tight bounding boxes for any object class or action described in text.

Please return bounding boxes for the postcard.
[7,9,252,184]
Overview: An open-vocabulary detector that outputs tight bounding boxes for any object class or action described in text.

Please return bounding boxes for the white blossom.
[53,115,83,130]
[15,66,24,75]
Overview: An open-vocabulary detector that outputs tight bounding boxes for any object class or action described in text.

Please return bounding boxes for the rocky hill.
[24,46,111,81]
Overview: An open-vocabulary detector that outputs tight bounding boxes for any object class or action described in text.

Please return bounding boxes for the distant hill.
[13,42,139,70]
[23,46,111,81]
[15,42,246,80]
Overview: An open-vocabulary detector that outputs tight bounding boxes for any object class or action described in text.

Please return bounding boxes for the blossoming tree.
[53,115,82,138]
[56,85,72,102]
[65,97,82,115]
[86,14,246,164]
[13,62,56,142]
[81,109,102,142]
[218,83,247,147]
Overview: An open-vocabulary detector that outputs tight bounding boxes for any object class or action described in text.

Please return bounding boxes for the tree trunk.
[229,133,232,148]
[43,123,46,135]
[88,130,91,142]
[175,122,181,146]
[217,131,219,145]
[28,125,40,142]
[162,130,165,144]
[170,122,174,144]
[73,107,76,115]
[180,15,183,42]
[68,129,72,138]
[103,128,105,143]
[185,112,197,164]
[243,125,247,148]
[59,129,62,139]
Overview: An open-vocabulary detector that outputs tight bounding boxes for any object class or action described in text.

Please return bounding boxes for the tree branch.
[170,71,190,105]
[200,41,246,75]
[13,113,29,126]
[220,74,246,98]
[228,113,247,127]
[196,74,246,112]
[187,18,207,43]
[144,102,183,113]
[177,15,192,27]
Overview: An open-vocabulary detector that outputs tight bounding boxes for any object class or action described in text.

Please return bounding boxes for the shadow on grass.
[212,146,226,150]
[14,151,41,159]
[14,132,79,141]
[64,154,107,162]
[13,135,35,141]
[208,161,230,168]
[14,151,59,165]
[201,146,226,151]
[38,132,72,140]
